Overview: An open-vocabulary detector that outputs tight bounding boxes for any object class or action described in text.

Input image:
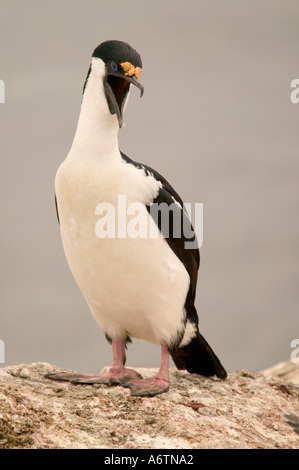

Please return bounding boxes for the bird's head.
[83,40,144,128]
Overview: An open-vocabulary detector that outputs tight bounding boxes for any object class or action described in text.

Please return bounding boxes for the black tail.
[170,330,227,380]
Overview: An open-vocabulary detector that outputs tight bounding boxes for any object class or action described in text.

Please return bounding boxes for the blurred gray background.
[1,0,298,374]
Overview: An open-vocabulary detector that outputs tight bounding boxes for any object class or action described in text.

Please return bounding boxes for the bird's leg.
[45,338,142,385]
[123,343,170,397]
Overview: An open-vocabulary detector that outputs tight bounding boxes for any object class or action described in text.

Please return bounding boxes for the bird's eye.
[111,61,118,71]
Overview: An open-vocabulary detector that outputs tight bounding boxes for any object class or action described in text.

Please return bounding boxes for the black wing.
[120,151,200,303]
[55,194,60,224]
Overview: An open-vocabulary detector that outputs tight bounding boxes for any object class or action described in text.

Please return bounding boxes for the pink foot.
[45,372,91,382]
[72,368,143,385]
[45,368,143,385]
[124,377,169,397]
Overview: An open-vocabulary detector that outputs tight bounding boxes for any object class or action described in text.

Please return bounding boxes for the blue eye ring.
[111,61,118,71]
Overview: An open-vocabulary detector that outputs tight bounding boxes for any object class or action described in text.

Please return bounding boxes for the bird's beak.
[104,71,144,128]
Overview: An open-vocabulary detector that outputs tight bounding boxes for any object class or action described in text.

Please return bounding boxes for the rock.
[0,362,298,449]
[261,360,299,385]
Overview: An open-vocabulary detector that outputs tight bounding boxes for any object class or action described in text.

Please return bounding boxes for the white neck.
[69,58,120,161]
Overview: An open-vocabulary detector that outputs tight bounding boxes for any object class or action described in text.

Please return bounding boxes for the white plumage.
[47,41,227,396]
[55,57,190,345]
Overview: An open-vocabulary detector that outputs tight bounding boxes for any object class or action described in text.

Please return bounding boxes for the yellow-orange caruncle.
[120,62,142,79]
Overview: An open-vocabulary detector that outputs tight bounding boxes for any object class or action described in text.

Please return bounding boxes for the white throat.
[69,58,120,160]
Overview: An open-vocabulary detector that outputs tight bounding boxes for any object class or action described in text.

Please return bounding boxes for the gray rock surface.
[0,362,298,449]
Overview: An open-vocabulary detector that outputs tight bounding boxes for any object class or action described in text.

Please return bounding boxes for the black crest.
[92,40,142,69]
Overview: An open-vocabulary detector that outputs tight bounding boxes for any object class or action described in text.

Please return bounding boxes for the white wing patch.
[179,320,197,347]
[171,195,183,210]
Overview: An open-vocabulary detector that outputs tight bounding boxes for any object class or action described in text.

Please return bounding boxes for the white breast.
[55,153,190,346]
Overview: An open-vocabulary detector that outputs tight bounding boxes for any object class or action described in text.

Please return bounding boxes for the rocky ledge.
[0,362,298,449]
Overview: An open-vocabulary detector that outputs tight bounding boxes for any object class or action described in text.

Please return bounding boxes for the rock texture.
[261,360,299,385]
[0,362,298,449]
